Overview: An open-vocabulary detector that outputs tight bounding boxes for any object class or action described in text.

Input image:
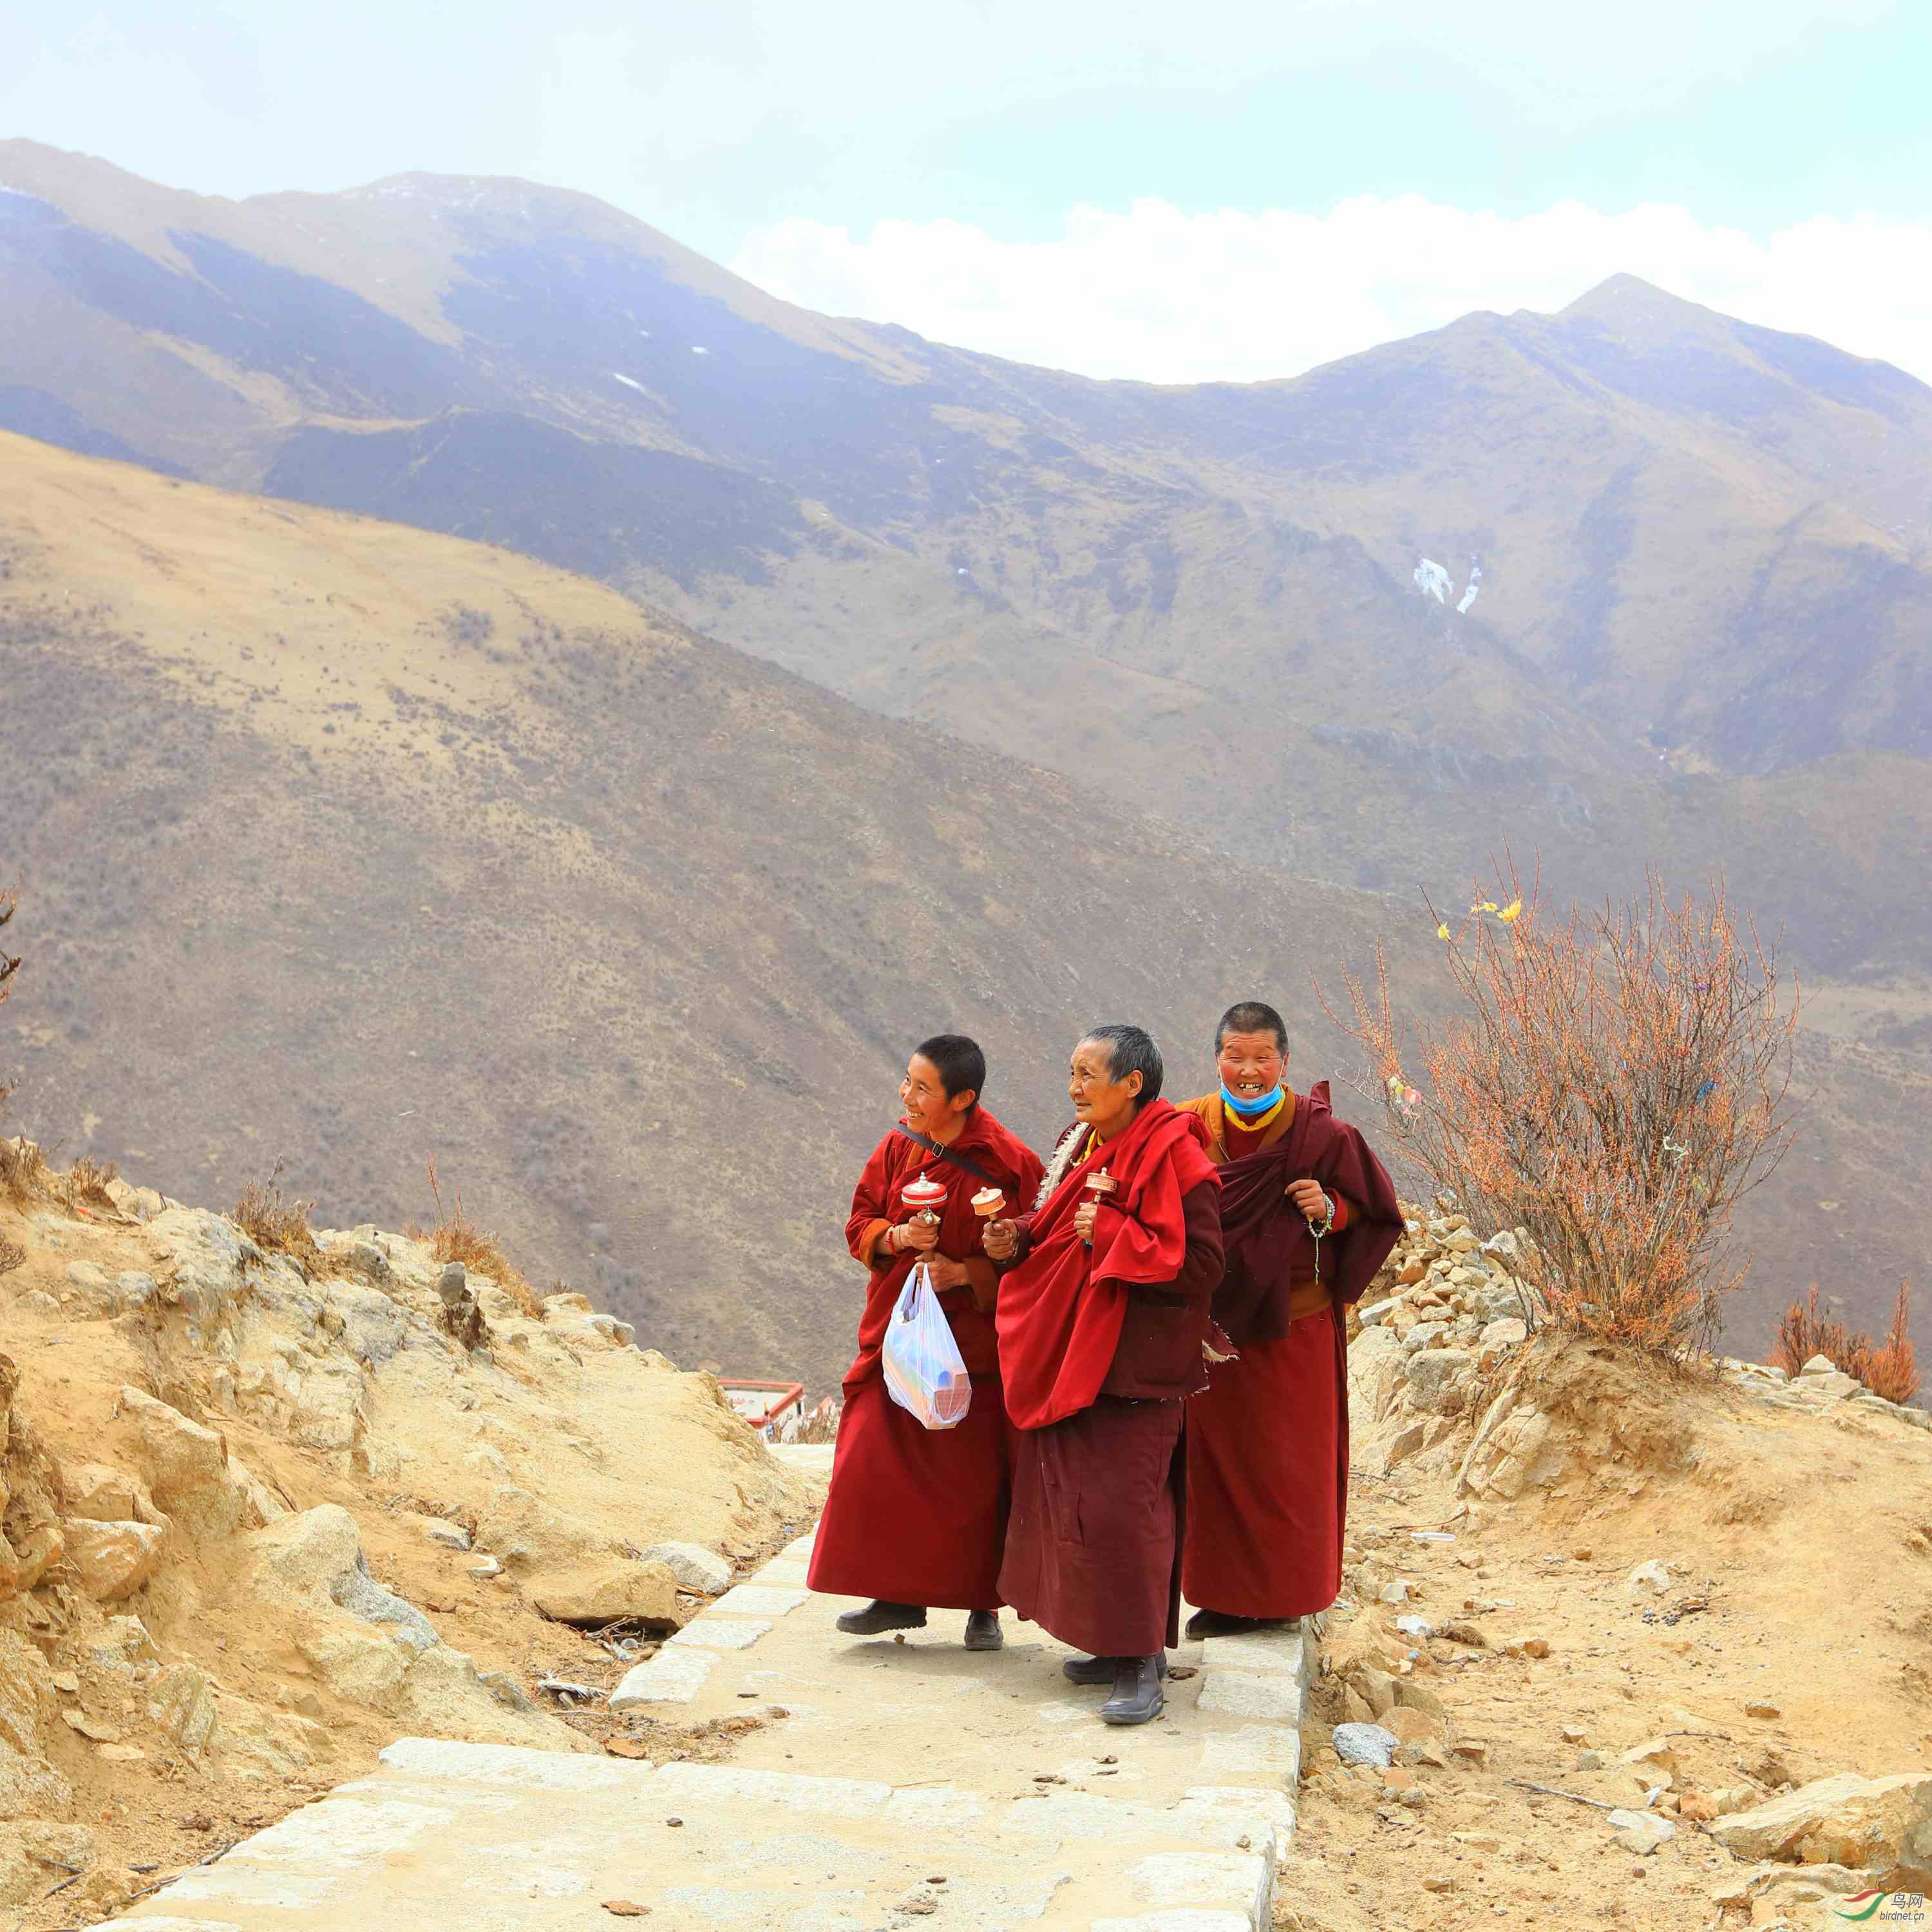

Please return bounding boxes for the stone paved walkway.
[88,1444,1314,1931]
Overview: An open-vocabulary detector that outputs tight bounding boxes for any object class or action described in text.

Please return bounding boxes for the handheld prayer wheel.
[901,1171,947,1238]
[1081,1164,1115,1247]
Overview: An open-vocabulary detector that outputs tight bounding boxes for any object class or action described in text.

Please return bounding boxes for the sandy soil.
[1280,1337,1932,1930]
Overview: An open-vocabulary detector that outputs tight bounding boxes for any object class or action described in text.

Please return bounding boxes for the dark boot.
[963,1610,1003,1651]
[1063,1651,1169,1686]
[1184,1607,1266,1640]
[1099,1654,1166,1725]
[835,1600,928,1636]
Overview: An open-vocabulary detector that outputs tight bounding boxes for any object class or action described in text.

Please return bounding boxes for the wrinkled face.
[900,1052,972,1136]
[1068,1037,1141,1139]
[1217,1027,1286,1105]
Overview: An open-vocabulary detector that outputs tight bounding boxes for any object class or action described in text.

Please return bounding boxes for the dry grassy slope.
[0,432,1412,1389]
[1,434,1925,1383]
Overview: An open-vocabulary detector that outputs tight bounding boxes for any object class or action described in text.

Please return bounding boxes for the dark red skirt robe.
[1175,1084,1401,1621]
[808,1109,1043,1613]
[993,1102,1224,1658]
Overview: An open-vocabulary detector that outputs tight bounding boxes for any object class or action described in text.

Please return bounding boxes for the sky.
[5,1,1929,384]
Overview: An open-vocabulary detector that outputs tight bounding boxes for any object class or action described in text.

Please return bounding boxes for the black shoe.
[1063,1651,1169,1686]
[1100,1654,1166,1725]
[1184,1608,1267,1640]
[835,1600,928,1636]
[963,1610,1003,1651]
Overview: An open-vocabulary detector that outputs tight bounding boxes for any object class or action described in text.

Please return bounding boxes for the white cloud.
[732,196,1932,386]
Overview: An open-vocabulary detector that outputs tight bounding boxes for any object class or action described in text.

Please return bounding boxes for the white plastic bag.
[880,1263,972,1430]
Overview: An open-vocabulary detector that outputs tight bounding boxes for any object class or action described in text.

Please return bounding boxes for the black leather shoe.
[1184,1607,1267,1640]
[1063,1651,1169,1686]
[835,1600,928,1636]
[1099,1654,1166,1725]
[963,1610,1003,1651]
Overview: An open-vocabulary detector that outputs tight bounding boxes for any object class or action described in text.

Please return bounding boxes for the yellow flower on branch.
[1437,922,1452,941]
[1498,899,1523,923]
[1472,901,1498,914]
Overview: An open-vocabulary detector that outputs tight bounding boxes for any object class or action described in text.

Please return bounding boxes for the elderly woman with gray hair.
[981,1024,1224,1726]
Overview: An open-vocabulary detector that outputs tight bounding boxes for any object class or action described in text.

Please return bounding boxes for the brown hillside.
[0,433,1924,1387]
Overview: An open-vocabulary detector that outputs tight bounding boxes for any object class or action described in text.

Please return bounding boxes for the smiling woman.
[981,1023,1224,1726]
[806,1033,1043,1649]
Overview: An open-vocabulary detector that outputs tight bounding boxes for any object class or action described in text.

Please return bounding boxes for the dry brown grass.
[1772,1280,1920,1405]
[230,1160,324,1267]
[0,1135,50,1208]
[413,1157,542,1314]
[0,1233,23,1278]
[58,1153,119,1215]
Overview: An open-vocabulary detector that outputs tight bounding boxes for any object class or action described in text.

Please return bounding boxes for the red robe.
[808,1109,1044,1612]
[996,1101,1224,1656]
[1178,1084,1402,1620]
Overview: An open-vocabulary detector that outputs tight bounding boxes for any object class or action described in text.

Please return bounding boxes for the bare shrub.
[58,1154,119,1217]
[1773,1280,1919,1405]
[1327,866,1800,1357]
[0,1233,23,1278]
[413,1157,540,1314]
[231,1159,323,1265]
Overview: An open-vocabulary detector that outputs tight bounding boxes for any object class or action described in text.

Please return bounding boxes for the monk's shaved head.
[1081,1023,1164,1106]
[1215,1001,1287,1052]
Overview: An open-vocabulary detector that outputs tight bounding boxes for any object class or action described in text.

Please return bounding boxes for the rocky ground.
[1276,1206,1932,1931]
[0,1153,816,1926]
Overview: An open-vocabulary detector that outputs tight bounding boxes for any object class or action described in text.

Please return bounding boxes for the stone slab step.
[90,1737,1278,1931]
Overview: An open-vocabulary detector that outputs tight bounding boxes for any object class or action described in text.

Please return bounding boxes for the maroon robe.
[995,1102,1224,1656]
[1179,1083,1402,1619]
[808,1108,1043,1612]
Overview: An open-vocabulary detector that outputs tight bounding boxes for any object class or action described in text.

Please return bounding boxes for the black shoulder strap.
[891,1122,999,1188]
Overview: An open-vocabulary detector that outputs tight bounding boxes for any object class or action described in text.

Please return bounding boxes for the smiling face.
[1217,1027,1287,1106]
[900,1052,974,1141]
[1068,1036,1142,1142]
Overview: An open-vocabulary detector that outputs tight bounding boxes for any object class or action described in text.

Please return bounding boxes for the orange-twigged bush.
[413,1157,542,1315]
[1773,1281,1919,1405]
[1326,866,1801,1357]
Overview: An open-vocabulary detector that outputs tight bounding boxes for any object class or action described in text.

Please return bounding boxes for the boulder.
[1457,1391,1564,1500]
[113,1386,249,1533]
[321,1280,409,1367]
[1332,1723,1398,1768]
[62,1519,167,1602]
[1626,1560,1674,1595]
[0,1634,70,1820]
[1383,1703,1440,1744]
[1607,1808,1675,1855]
[531,1560,682,1628]
[59,1463,151,1524]
[249,1504,437,1650]
[1406,1349,1475,1416]
[474,1485,609,1575]
[639,1541,733,1595]
[1705,1772,1932,1884]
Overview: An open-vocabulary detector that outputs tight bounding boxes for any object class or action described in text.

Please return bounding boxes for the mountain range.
[3,137,1928,1374]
